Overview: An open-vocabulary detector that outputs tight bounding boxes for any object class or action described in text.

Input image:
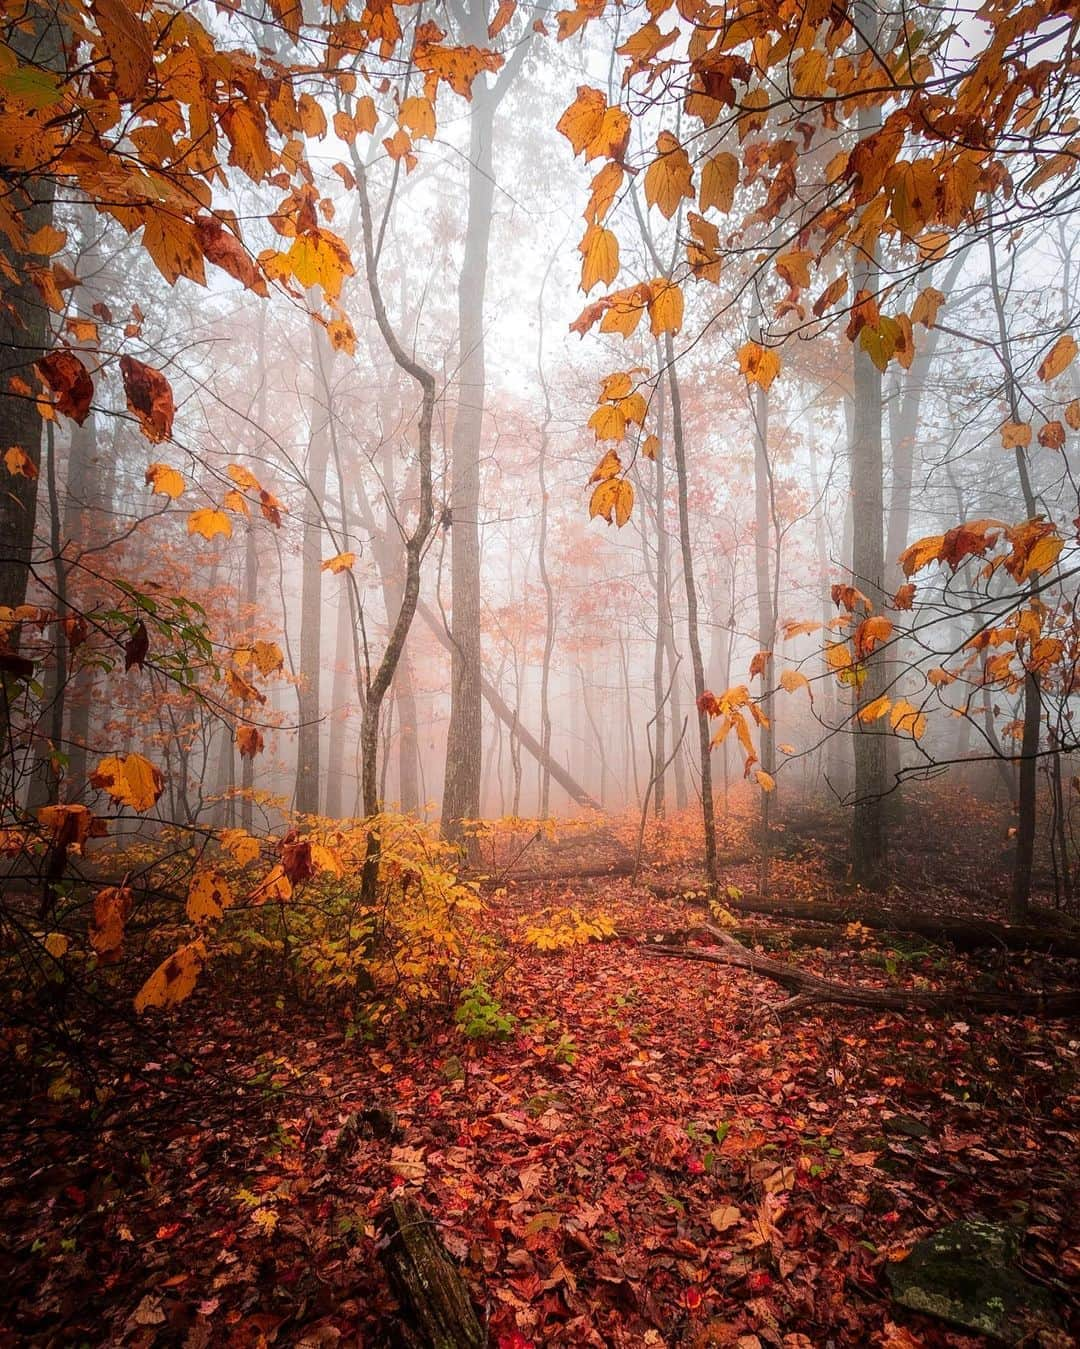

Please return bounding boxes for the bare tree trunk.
[355,165,436,904]
[442,77,494,845]
[850,57,888,885]
[752,333,776,891]
[665,333,717,884]
[537,254,558,818]
[295,319,334,816]
[325,586,352,820]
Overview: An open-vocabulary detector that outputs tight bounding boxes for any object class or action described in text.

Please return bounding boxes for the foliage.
[454,979,516,1041]
[520,905,617,952]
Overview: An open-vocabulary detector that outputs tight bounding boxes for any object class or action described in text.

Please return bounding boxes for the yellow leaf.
[322,551,356,573]
[251,640,284,676]
[186,870,233,924]
[644,131,693,219]
[754,769,776,792]
[588,449,622,483]
[641,434,659,460]
[1000,421,1032,450]
[90,886,132,958]
[779,670,809,694]
[857,694,891,723]
[889,699,926,739]
[1038,334,1077,382]
[911,285,945,328]
[145,462,185,499]
[188,509,232,541]
[599,371,632,400]
[776,249,812,290]
[90,752,164,812]
[219,829,260,866]
[44,932,69,958]
[619,391,647,426]
[589,477,634,527]
[579,224,619,293]
[588,403,626,441]
[134,939,207,1013]
[223,489,249,514]
[1021,532,1063,579]
[648,279,683,336]
[699,151,738,213]
[399,96,436,140]
[556,86,605,156]
[4,445,38,479]
[227,463,261,491]
[28,223,67,256]
[738,341,781,390]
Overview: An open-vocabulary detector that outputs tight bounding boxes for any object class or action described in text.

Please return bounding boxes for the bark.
[355,165,436,904]
[752,322,776,891]
[986,203,1041,922]
[295,321,334,816]
[651,887,1080,956]
[325,586,352,820]
[646,927,1080,1017]
[665,333,717,883]
[0,13,62,615]
[850,85,888,884]
[536,254,557,817]
[442,74,494,845]
[377,1198,485,1349]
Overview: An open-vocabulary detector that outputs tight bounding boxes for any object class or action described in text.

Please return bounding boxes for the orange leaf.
[322,551,356,573]
[36,350,93,424]
[1038,334,1077,382]
[4,446,37,480]
[737,342,780,391]
[134,939,207,1013]
[187,509,232,541]
[145,462,185,500]
[90,752,164,813]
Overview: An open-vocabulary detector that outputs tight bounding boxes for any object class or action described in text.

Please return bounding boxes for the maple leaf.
[145,462,185,499]
[1000,421,1032,450]
[699,151,738,213]
[115,355,168,448]
[91,0,154,101]
[579,224,619,293]
[188,509,232,541]
[648,279,683,336]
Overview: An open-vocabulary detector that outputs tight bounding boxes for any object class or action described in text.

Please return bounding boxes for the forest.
[2,0,1079,1344]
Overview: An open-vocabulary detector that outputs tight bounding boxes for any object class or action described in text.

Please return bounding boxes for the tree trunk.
[443,78,494,845]
[295,320,334,816]
[665,333,717,883]
[850,77,888,886]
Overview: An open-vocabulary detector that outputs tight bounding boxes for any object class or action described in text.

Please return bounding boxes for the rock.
[887,1220,1060,1345]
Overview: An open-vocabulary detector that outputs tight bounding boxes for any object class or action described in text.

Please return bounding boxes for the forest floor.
[3,794,1079,1347]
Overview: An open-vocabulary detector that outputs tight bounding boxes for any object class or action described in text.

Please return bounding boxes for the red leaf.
[37,350,93,424]
[119,355,175,443]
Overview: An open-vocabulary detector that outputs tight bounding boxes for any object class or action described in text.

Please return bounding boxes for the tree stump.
[377,1198,485,1348]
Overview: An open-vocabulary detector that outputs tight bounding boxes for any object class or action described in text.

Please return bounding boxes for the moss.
[887,1220,1059,1345]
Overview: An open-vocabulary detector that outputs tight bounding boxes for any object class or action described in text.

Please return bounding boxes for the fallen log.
[377,1198,485,1348]
[644,923,1080,1017]
[417,599,600,813]
[650,886,1080,958]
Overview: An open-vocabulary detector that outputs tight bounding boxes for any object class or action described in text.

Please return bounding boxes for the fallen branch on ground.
[643,923,1080,1017]
[649,886,1080,957]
